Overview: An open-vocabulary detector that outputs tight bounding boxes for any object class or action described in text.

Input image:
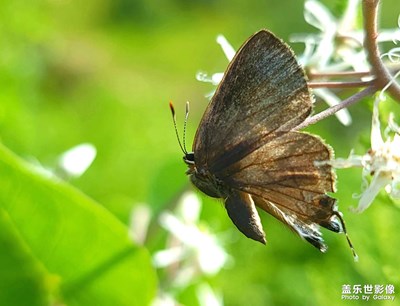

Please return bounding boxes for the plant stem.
[309,71,372,79]
[308,80,373,88]
[362,0,400,101]
[294,85,378,130]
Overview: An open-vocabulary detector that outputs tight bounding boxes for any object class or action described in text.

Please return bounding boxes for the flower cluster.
[330,97,400,212]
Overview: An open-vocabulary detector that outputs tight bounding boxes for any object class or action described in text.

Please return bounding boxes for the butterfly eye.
[184,152,195,165]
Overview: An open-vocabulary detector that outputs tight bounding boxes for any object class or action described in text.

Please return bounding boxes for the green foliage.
[0,144,156,305]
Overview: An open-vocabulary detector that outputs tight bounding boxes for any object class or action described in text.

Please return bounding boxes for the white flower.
[330,97,400,212]
[153,191,229,286]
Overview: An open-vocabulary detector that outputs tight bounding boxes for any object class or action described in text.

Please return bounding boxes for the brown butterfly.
[170,29,356,257]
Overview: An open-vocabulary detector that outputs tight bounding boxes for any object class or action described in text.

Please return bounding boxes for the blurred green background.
[1,0,400,305]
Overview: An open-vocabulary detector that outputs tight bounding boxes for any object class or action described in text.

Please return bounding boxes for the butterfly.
[170,29,356,257]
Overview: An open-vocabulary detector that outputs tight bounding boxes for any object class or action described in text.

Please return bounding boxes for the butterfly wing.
[193,29,312,173]
[221,131,340,251]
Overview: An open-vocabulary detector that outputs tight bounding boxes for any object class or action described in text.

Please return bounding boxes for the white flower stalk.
[330,97,400,212]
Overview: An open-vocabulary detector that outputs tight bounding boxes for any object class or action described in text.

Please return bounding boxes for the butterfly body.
[185,153,226,198]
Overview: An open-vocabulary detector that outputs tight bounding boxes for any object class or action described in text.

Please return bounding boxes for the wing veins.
[253,191,312,219]
[221,148,329,180]
[246,180,324,200]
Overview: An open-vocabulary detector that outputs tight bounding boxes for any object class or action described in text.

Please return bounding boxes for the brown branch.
[362,0,400,101]
[308,80,373,88]
[308,71,373,79]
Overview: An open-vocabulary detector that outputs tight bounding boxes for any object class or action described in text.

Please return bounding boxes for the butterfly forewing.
[193,30,312,172]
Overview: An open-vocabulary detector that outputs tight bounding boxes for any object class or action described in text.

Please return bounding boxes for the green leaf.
[0,143,157,306]
[0,209,49,306]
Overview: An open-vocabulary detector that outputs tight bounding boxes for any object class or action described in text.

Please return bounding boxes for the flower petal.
[338,0,360,33]
[216,35,236,61]
[371,99,384,150]
[353,171,392,213]
[152,246,186,268]
[304,0,336,31]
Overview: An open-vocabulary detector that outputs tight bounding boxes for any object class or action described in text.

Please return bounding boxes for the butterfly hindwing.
[223,132,337,217]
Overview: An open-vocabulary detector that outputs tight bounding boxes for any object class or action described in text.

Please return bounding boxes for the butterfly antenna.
[333,211,358,262]
[183,101,190,154]
[169,101,187,154]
